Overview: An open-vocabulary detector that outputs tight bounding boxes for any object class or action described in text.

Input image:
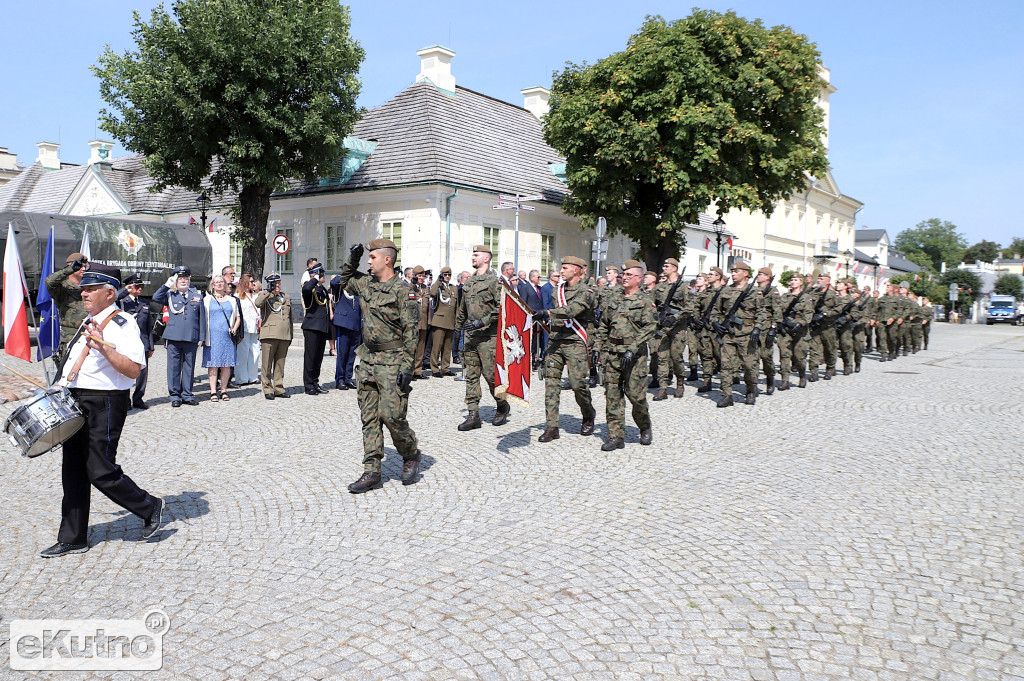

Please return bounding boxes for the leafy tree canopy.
[993,273,1023,298]
[544,11,828,270]
[93,0,364,278]
[939,268,982,309]
[892,219,967,273]
[1006,237,1024,258]
[962,239,1001,264]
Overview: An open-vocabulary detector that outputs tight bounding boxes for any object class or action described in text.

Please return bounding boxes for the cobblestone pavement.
[0,323,1022,680]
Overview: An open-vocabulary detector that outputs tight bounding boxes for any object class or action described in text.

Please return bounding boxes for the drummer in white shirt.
[41,263,165,558]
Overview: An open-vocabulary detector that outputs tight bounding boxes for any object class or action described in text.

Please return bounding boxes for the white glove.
[165,276,177,289]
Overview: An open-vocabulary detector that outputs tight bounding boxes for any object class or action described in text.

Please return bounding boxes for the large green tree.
[544,11,828,270]
[93,0,364,278]
[993,273,1023,298]
[893,219,967,273]
[939,269,982,310]
[1005,236,1024,258]
[962,239,1001,264]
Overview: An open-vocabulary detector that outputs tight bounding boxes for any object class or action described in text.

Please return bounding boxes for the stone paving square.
[0,323,1021,680]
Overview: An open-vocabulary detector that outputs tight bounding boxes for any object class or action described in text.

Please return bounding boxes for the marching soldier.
[850,286,871,372]
[45,252,89,359]
[117,274,154,409]
[428,266,457,377]
[455,246,511,430]
[300,262,331,395]
[339,240,422,493]
[904,286,923,353]
[684,274,707,382]
[652,258,688,400]
[776,272,814,389]
[597,260,656,450]
[834,278,856,375]
[153,265,206,406]
[807,271,839,380]
[754,267,779,394]
[591,265,622,387]
[533,256,597,442]
[920,296,933,350]
[881,282,904,361]
[255,273,293,399]
[712,261,767,406]
[695,267,728,394]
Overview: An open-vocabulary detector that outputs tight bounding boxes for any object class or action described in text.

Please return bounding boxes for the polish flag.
[188,216,197,226]
[851,263,859,274]
[703,236,711,250]
[835,261,842,272]
[3,223,31,361]
[208,218,217,233]
[726,237,734,251]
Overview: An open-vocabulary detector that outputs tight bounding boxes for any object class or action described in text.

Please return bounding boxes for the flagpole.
[15,226,51,385]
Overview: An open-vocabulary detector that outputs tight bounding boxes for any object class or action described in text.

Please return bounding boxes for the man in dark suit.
[117,274,154,410]
[330,275,361,389]
[539,270,560,369]
[153,265,206,407]
[517,269,545,370]
[301,263,331,395]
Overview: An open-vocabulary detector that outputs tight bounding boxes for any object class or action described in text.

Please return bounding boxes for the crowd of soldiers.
[335,240,935,493]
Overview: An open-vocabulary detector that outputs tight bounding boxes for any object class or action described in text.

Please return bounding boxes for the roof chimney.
[521,87,551,119]
[36,141,61,170]
[416,45,456,93]
[87,139,115,165]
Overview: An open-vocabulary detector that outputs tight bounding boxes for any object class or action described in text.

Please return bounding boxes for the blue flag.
[36,226,59,360]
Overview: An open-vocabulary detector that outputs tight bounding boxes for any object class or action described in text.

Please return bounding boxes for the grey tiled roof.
[278,82,568,201]
[0,162,87,213]
[855,228,887,243]
[886,254,922,273]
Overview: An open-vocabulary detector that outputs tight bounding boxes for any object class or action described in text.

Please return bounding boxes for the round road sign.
[273,234,291,255]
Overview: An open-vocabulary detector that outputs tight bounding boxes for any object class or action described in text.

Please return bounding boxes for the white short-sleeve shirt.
[58,304,146,391]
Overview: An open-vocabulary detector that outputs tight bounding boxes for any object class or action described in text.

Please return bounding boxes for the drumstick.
[84,334,117,349]
[4,364,47,390]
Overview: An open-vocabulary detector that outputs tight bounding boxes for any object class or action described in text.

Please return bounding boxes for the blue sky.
[2,1,1021,247]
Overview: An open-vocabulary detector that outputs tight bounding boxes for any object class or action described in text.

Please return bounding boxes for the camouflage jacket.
[714,281,768,337]
[652,278,688,331]
[756,284,782,328]
[547,280,596,344]
[807,285,839,326]
[45,264,87,342]
[777,289,815,329]
[598,289,657,355]
[455,271,502,341]
[339,263,419,372]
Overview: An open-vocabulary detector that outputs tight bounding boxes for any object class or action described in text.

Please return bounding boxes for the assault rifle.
[810,284,832,328]
[691,284,725,333]
[779,287,808,336]
[714,281,758,346]
[761,276,777,348]
[656,267,687,333]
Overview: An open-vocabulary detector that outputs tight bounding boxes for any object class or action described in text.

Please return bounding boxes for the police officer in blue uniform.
[153,265,206,407]
[117,274,154,410]
[301,263,331,395]
[331,274,362,390]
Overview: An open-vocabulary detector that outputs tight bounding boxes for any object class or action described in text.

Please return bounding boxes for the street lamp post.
[871,255,879,290]
[712,217,726,269]
[842,249,853,277]
[195,192,210,232]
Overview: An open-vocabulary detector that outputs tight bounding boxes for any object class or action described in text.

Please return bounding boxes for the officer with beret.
[455,245,512,430]
[339,239,422,493]
[153,265,206,406]
[532,255,597,442]
[255,273,293,399]
[45,252,90,360]
[117,274,154,409]
[429,266,457,377]
[300,262,331,395]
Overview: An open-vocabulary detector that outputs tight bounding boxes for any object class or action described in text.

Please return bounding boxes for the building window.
[698,255,706,272]
[228,234,243,273]
[483,224,500,260]
[382,221,402,269]
[540,234,555,275]
[275,227,294,274]
[325,223,346,270]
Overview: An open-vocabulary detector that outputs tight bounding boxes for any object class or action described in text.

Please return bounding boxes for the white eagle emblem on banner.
[117,228,145,256]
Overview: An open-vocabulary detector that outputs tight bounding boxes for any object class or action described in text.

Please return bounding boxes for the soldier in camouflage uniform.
[712,261,767,407]
[776,272,814,389]
[833,278,858,375]
[694,267,728,394]
[904,286,923,353]
[881,282,905,361]
[533,256,597,442]
[920,297,933,350]
[592,265,622,386]
[850,286,872,372]
[753,267,779,395]
[652,258,689,400]
[598,260,656,450]
[45,252,89,360]
[683,274,706,382]
[339,239,422,494]
[807,272,839,380]
[454,245,511,430]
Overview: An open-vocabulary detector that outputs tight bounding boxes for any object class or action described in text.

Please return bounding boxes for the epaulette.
[112,313,128,327]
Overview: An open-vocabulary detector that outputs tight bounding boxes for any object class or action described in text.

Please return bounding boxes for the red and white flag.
[835,261,842,272]
[703,236,711,250]
[726,237,734,251]
[495,288,533,406]
[208,218,217,233]
[3,223,31,361]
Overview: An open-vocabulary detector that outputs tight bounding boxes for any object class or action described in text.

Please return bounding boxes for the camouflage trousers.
[655,327,687,385]
[808,325,837,370]
[886,322,903,354]
[853,325,866,366]
[874,323,888,355]
[695,329,720,381]
[603,352,651,440]
[463,334,505,411]
[355,359,419,473]
[922,322,930,348]
[686,328,701,364]
[837,324,855,368]
[759,337,777,379]
[719,334,758,392]
[910,322,922,351]
[544,340,595,428]
[777,329,808,378]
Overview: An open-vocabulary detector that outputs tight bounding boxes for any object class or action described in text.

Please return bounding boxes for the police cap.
[80,263,122,288]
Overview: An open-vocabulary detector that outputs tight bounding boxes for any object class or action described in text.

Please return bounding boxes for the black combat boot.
[673,383,685,398]
[744,390,757,405]
[733,376,741,385]
[765,374,775,395]
[717,393,734,408]
[808,372,818,383]
[697,381,713,393]
[491,401,510,426]
[538,427,560,442]
[458,411,482,431]
[639,428,652,445]
[653,388,669,401]
[798,374,807,388]
[843,362,852,376]
[778,379,790,391]
[348,472,383,494]
[601,437,624,451]
[687,366,699,382]
[855,361,861,373]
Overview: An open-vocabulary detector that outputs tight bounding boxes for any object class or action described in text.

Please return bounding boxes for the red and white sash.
[556,282,588,345]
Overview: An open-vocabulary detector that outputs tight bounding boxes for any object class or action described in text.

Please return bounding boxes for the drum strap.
[65,314,118,383]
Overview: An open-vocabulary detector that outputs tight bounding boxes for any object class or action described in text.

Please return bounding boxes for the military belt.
[607,338,627,345]
[365,339,403,352]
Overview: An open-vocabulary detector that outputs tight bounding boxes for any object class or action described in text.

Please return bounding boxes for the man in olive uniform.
[807,272,839,380]
[684,274,707,382]
[881,282,904,361]
[903,286,923,353]
[920,297,933,349]
[454,246,511,430]
[776,272,814,389]
[533,256,597,442]
[45,252,89,360]
[652,258,689,400]
[598,260,656,450]
[712,261,766,406]
[592,265,621,388]
[339,240,422,493]
[429,266,457,377]
[695,268,728,394]
[411,266,430,378]
[255,273,293,399]
[833,279,858,375]
[849,286,871,372]
[753,267,779,395]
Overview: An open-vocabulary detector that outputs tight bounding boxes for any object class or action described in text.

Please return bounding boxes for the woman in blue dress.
[202,275,240,401]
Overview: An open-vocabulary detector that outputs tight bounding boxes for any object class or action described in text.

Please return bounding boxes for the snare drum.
[4,388,85,458]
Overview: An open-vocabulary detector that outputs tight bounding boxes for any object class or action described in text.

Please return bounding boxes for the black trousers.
[58,390,156,545]
[133,356,148,404]
[302,328,329,391]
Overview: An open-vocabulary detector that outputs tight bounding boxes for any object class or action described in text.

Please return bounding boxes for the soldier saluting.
[338,240,422,493]
[428,266,457,377]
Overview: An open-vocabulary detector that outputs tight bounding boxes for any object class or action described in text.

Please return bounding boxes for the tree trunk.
[640,232,681,274]
[239,183,273,281]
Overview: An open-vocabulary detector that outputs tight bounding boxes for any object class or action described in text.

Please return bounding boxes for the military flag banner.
[495,288,533,407]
